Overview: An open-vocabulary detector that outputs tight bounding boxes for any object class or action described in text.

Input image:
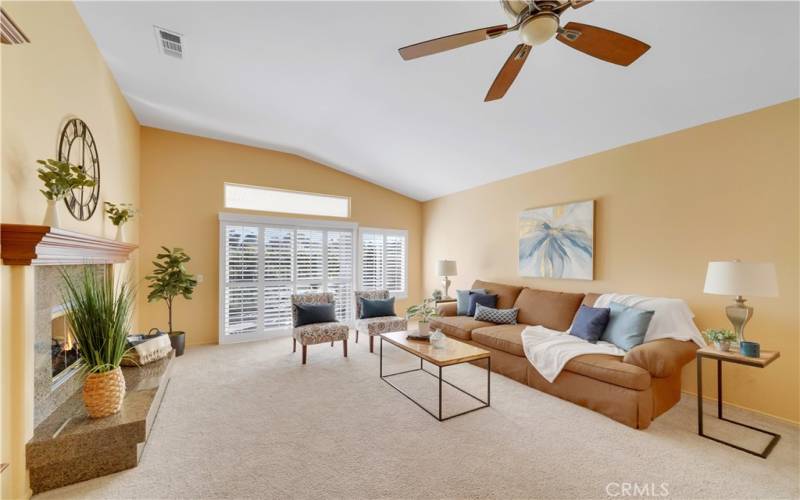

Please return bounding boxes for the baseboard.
[681,390,799,427]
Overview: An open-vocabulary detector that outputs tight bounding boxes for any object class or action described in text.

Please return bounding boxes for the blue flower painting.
[519,200,594,280]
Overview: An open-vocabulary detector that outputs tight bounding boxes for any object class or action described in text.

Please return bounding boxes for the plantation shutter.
[224,225,260,336]
[220,215,357,343]
[358,229,408,297]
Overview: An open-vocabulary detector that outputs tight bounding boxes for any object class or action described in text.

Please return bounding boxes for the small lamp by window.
[437,260,458,300]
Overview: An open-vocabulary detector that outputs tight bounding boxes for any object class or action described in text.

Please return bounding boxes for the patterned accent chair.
[291,293,349,365]
[354,290,408,353]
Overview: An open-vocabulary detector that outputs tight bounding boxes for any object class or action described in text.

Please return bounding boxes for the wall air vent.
[154,26,182,58]
[1,7,30,45]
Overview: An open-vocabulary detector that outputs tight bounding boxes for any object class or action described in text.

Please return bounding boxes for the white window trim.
[358,227,409,300]
[218,212,357,345]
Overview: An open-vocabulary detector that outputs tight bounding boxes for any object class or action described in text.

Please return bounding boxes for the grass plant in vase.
[36,159,96,227]
[146,247,198,357]
[60,268,135,418]
[406,298,439,336]
[104,202,137,242]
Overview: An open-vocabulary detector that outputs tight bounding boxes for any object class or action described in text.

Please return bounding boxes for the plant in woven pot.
[146,247,198,357]
[60,268,135,419]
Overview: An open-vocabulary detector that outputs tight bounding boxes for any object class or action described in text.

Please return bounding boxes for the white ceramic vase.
[418,321,430,336]
[114,224,125,242]
[42,199,61,228]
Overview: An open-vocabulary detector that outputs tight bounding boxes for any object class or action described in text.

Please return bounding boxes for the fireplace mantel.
[1,224,137,266]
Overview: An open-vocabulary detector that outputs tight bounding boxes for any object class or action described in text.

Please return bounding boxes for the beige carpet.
[37,336,799,499]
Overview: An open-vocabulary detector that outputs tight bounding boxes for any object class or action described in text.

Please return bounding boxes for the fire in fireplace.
[51,304,80,383]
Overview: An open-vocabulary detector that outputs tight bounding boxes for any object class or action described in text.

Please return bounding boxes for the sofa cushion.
[429,316,493,341]
[514,288,585,331]
[623,338,698,378]
[583,293,602,307]
[471,324,527,357]
[564,354,651,391]
[472,280,523,310]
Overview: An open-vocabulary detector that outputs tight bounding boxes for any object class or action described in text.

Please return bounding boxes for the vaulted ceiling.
[76,1,799,200]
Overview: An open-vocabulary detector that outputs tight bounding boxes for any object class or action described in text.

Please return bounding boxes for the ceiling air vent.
[154,26,182,58]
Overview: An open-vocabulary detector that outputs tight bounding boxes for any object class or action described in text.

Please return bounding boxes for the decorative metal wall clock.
[57,118,100,220]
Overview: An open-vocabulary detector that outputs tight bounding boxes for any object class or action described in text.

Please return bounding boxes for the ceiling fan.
[398,0,650,102]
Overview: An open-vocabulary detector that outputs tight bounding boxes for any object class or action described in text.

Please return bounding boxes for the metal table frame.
[696,352,781,458]
[379,336,490,421]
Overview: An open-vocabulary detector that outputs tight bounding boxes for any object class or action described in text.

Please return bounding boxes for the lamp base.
[726,296,753,344]
[441,276,451,299]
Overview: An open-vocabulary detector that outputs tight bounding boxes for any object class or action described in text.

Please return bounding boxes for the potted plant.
[406,298,439,336]
[104,202,137,242]
[704,328,737,352]
[60,268,135,418]
[36,158,96,227]
[146,247,198,356]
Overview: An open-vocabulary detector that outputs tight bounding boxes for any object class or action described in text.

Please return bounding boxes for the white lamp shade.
[437,260,458,277]
[704,261,779,297]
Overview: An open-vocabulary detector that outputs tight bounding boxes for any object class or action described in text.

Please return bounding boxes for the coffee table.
[379,331,490,421]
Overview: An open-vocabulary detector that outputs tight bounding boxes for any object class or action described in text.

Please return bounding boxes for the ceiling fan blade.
[399,25,508,61]
[485,44,531,102]
[570,0,594,9]
[557,22,650,66]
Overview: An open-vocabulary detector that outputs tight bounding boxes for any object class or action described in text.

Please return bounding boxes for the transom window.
[224,183,350,218]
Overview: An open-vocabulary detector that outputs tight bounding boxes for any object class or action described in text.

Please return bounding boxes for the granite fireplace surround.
[1,224,172,494]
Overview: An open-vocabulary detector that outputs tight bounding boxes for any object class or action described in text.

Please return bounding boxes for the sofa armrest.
[437,302,458,317]
[623,339,698,378]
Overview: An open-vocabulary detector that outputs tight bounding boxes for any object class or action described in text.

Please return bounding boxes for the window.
[224,183,350,218]
[219,213,356,343]
[358,228,408,298]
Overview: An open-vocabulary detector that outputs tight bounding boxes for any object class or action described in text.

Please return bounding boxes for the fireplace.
[50,304,81,386]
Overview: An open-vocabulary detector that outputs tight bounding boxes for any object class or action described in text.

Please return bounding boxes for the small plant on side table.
[704,328,737,352]
[406,298,439,336]
[104,202,137,242]
[36,159,96,227]
[146,247,198,356]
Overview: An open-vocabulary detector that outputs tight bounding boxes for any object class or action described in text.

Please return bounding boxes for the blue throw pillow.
[295,303,337,327]
[360,297,395,319]
[456,288,486,315]
[569,305,610,343]
[468,293,497,316]
[601,302,654,351]
[474,304,518,325]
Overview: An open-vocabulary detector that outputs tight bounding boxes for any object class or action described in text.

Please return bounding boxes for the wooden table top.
[380,331,489,367]
[697,346,780,368]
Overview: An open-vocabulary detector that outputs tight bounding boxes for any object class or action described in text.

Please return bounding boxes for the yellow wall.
[422,99,800,423]
[139,127,423,346]
[0,2,141,497]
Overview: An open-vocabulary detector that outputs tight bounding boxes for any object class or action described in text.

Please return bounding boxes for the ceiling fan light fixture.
[519,13,559,46]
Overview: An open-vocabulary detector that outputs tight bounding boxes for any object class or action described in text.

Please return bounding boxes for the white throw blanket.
[592,293,706,347]
[133,334,172,364]
[521,325,626,383]
[523,293,707,383]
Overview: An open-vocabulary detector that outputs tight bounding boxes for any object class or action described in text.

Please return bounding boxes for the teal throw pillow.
[600,302,654,351]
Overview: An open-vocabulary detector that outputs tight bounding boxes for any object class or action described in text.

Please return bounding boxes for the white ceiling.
[76,1,799,201]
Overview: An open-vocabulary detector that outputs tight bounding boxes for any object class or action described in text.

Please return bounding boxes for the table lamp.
[703,260,778,352]
[437,260,457,299]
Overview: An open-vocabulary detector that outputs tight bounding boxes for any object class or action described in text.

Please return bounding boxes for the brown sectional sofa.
[430,280,698,429]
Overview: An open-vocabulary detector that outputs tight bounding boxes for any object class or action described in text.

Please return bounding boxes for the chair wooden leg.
[343,339,348,357]
[355,330,359,343]
[331,340,334,347]
[369,335,374,353]
[293,338,296,353]
[302,345,307,365]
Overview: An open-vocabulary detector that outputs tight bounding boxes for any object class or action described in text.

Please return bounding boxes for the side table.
[696,346,781,458]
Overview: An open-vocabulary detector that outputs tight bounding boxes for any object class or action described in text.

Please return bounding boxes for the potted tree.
[146,247,198,356]
[36,158,96,227]
[60,268,135,418]
[104,202,137,242]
